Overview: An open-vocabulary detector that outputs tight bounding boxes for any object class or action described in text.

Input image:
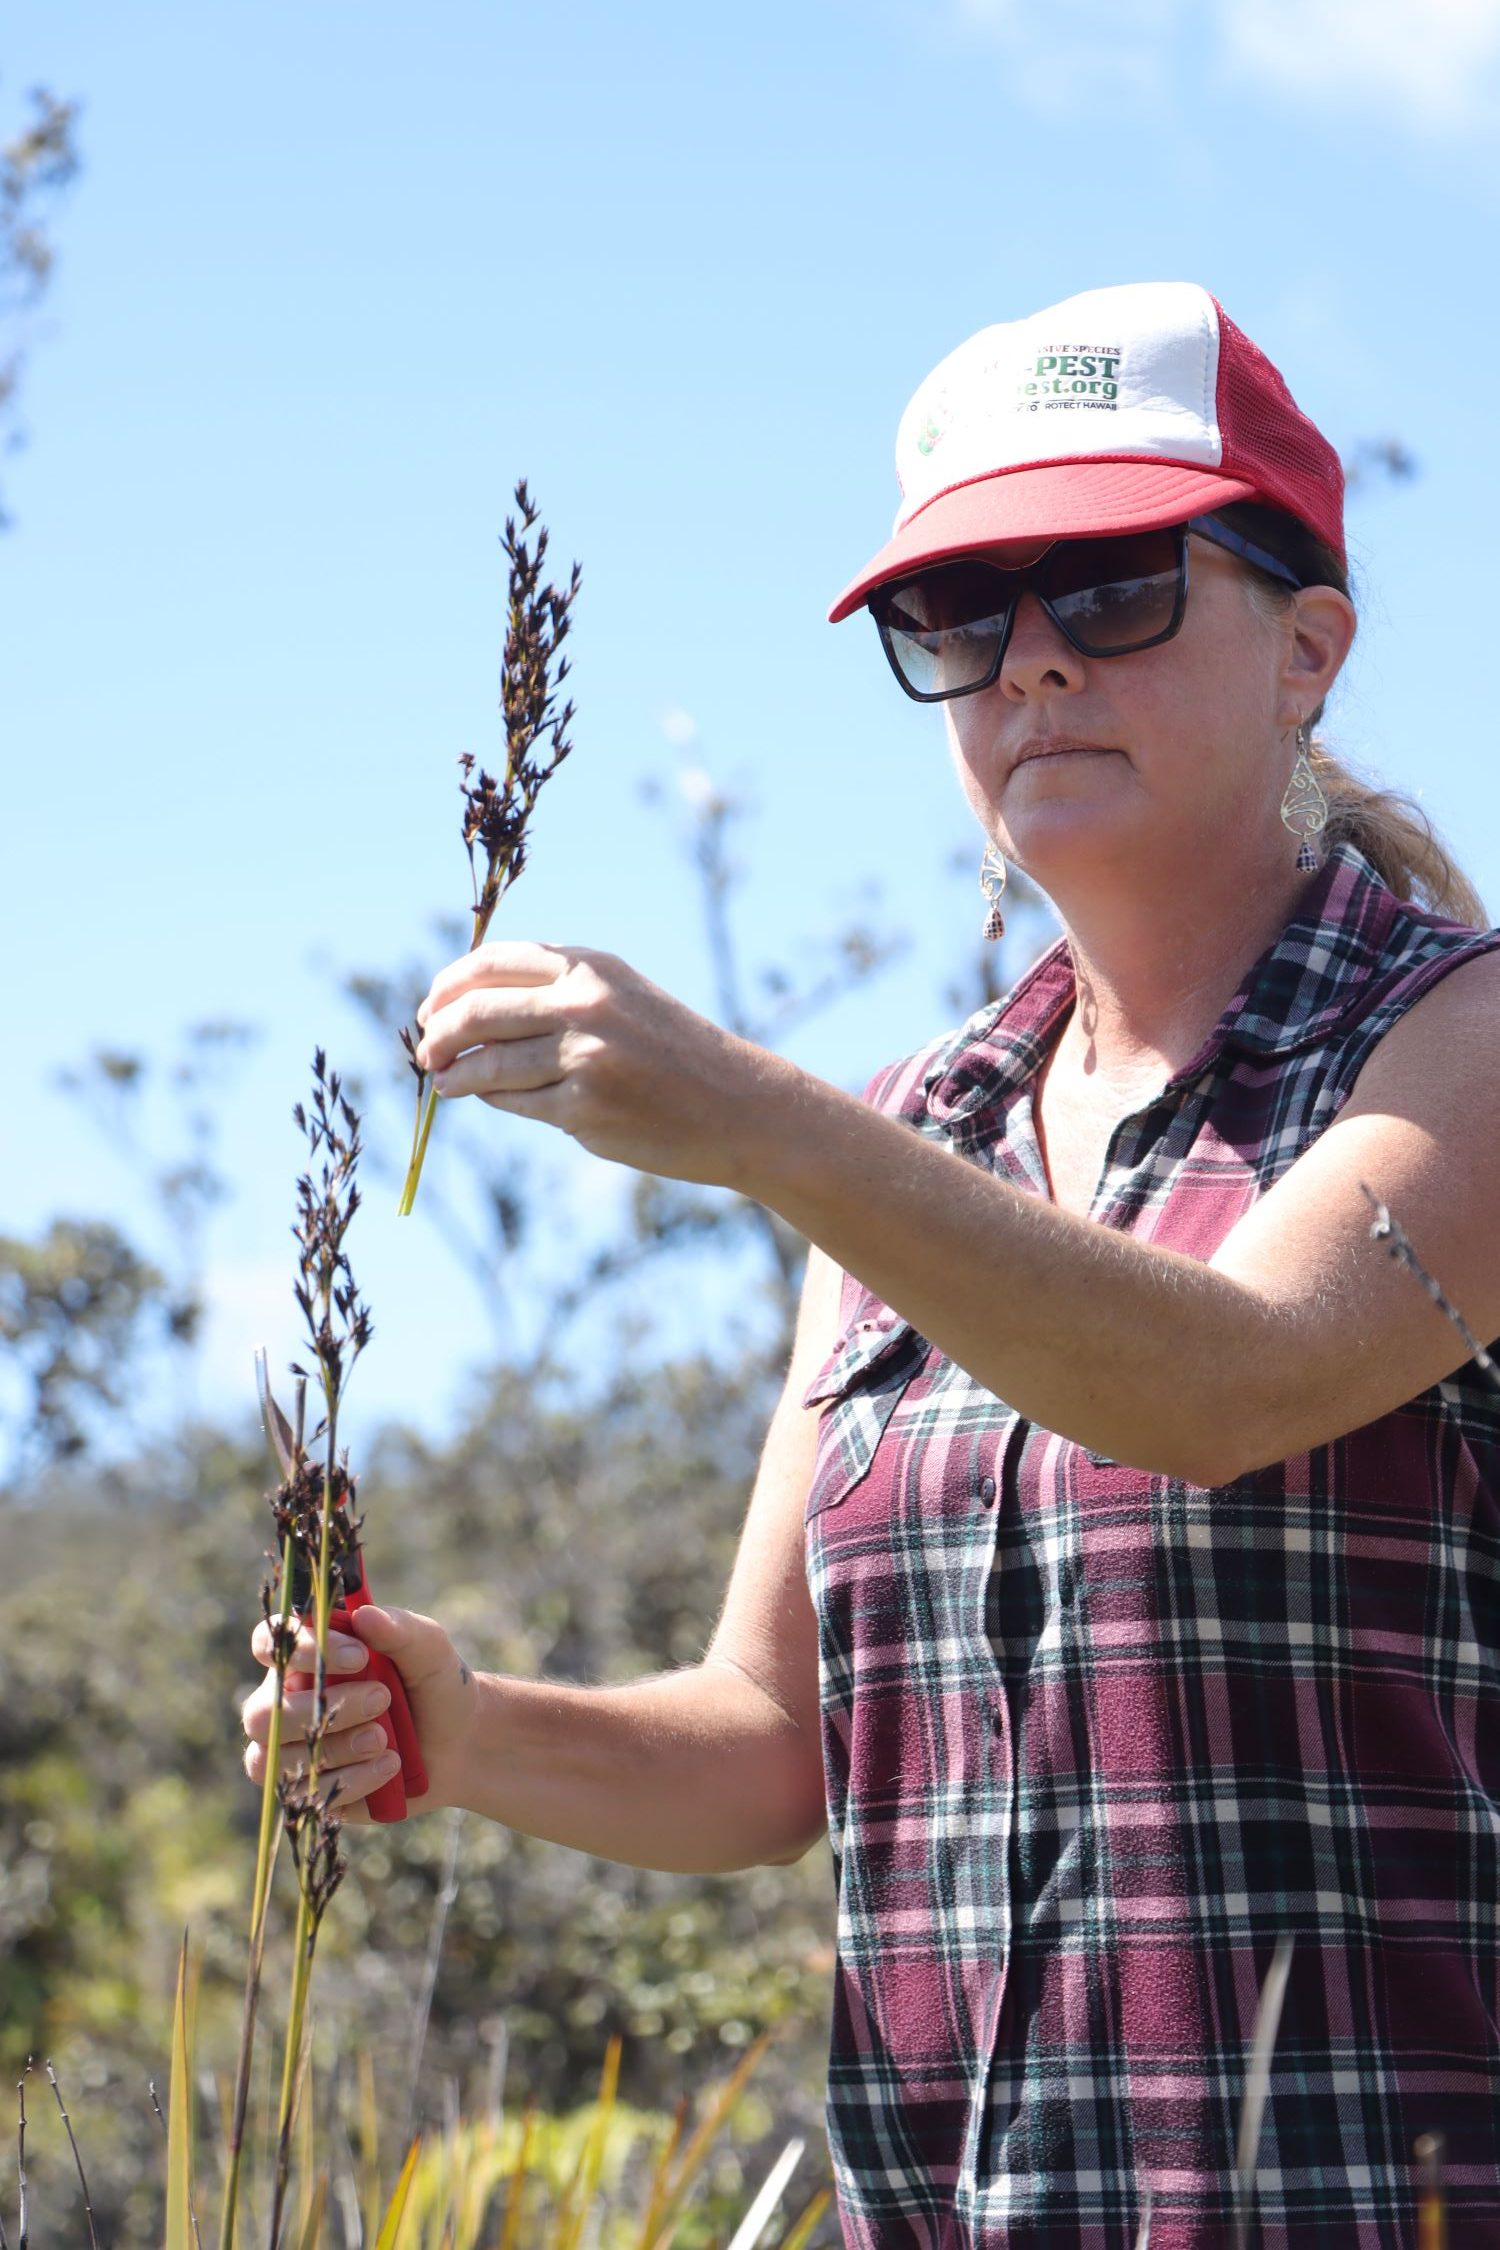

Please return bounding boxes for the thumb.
[349,1602,452,1684]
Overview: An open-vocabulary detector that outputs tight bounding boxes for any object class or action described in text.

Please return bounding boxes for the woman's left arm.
[415,944,1500,1485]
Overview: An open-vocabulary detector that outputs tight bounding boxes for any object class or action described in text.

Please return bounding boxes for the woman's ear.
[1282,584,1357,721]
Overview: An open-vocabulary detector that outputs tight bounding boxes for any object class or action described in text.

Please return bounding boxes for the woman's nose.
[997,591,1088,699]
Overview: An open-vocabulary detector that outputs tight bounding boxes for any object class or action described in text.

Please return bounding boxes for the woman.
[244,281,1500,2245]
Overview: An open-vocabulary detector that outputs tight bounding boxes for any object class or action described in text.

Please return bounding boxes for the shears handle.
[288,1573,429,1823]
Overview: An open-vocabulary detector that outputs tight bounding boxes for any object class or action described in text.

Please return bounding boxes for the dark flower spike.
[399,480,580,1215]
[233,1048,376,2250]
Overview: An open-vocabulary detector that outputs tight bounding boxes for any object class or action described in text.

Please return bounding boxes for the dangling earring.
[1281,720,1329,873]
[979,842,1007,940]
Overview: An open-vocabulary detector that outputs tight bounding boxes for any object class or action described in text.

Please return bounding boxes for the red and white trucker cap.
[828,281,1345,623]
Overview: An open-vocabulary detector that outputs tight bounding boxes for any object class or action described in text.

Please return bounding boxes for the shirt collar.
[924,841,1404,1127]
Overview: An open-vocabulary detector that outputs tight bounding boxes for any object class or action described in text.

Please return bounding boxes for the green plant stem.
[402,1071,428,1201]
[398,1085,441,1216]
[396,900,500,1218]
[268,1891,315,2250]
[219,1534,300,2250]
[268,1376,341,2250]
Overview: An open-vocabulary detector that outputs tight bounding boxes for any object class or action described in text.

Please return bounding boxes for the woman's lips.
[1011,742,1118,771]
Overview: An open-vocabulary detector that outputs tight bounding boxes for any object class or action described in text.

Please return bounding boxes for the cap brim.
[827,460,1264,623]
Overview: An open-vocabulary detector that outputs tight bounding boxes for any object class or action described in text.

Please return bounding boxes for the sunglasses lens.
[1041,531,1182,652]
[874,530,1187,699]
[878,562,1013,697]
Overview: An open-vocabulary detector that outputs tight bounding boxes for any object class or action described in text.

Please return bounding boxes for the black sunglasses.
[868,515,1305,704]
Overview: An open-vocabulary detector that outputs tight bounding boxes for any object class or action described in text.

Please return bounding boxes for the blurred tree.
[51,1018,261,1429]
[0,1217,188,1480]
[0,81,80,526]
[0,1368,835,2250]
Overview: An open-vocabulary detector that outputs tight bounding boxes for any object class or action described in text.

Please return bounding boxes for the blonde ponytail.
[1213,498,1489,932]
[1308,740,1487,929]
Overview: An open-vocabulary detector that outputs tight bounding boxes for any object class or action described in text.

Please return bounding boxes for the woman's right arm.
[243,1248,842,1875]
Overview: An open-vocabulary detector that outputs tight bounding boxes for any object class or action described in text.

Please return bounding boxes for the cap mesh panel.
[1214,304,1345,561]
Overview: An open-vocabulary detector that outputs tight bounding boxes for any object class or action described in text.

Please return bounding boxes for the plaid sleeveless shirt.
[803,844,1500,2248]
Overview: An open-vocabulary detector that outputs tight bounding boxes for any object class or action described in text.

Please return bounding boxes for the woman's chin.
[1001,803,1167,892]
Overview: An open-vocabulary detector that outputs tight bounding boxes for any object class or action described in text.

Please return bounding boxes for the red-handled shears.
[255,1347,428,1823]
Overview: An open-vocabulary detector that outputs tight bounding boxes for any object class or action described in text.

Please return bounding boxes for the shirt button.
[990,1705,1005,1736]
[978,1475,997,1507]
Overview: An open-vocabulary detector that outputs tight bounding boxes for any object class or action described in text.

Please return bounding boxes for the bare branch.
[1359,1183,1500,1393]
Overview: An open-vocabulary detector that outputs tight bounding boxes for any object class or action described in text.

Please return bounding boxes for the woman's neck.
[1045,848,1321,1095]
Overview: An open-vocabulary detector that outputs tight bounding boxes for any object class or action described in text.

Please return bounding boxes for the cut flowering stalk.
[398,480,580,1216]
[219,1054,374,2250]
[267,1054,374,2250]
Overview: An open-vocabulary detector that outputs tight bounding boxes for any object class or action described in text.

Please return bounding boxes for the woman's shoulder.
[857,1007,1006,1126]
[1338,878,1500,1062]
[857,937,1075,1127]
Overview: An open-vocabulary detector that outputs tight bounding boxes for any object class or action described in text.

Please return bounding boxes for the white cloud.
[1217,0,1500,130]
[946,0,1179,115]
[948,0,1500,131]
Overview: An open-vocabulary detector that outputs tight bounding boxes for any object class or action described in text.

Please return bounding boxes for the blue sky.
[5,0,1500,1470]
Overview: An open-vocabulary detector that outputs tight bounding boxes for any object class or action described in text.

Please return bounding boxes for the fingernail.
[361,1686,391,1719]
[417,1003,428,1027]
[375,1750,401,1777]
[334,1642,369,1670]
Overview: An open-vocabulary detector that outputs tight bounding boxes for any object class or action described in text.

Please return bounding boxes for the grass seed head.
[398,479,580,1216]
[459,481,580,935]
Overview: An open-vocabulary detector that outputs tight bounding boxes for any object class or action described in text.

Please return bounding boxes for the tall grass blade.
[496,2107,537,2250]
[212,2072,233,2195]
[1131,2189,1153,2250]
[1232,1933,1294,2250]
[545,2137,583,2250]
[632,2101,687,2250]
[552,2039,622,2250]
[293,2178,328,2250]
[723,2139,803,2250]
[454,2118,498,2250]
[372,2140,422,2250]
[773,2189,831,2250]
[220,1773,287,2250]
[643,2034,773,2250]
[166,1934,197,2250]
[1415,2132,1446,2250]
[296,2040,317,2249]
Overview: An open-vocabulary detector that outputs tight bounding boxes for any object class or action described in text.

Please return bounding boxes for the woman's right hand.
[241,1602,480,1825]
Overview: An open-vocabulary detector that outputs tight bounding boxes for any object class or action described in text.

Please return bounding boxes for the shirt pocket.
[802,1303,925,1520]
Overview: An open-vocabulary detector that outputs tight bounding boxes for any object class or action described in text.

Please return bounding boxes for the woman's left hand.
[414,942,788,1187]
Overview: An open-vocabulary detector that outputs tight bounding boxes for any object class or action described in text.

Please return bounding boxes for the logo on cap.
[1021,344,1124,413]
